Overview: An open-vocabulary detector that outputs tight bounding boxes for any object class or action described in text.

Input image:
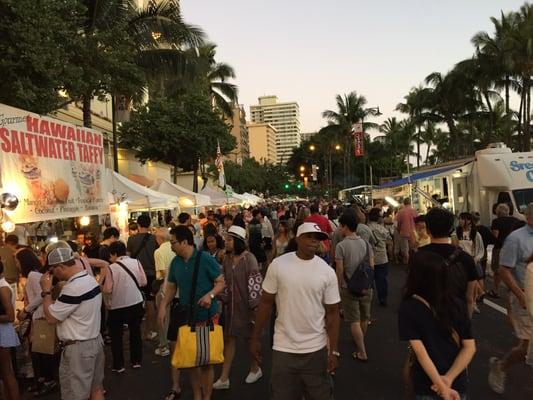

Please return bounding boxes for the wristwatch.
[330,350,340,357]
[209,293,215,300]
[41,291,52,298]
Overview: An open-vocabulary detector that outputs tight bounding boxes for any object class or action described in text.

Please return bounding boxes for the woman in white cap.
[213,225,263,389]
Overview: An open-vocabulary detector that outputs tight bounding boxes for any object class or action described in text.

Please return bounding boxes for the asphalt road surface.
[32,263,533,399]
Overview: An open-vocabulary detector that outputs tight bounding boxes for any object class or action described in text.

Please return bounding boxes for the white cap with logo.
[296,222,329,241]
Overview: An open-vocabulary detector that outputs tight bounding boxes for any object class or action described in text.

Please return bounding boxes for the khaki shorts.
[59,336,105,400]
[509,295,533,341]
[271,347,330,400]
[341,287,372,323]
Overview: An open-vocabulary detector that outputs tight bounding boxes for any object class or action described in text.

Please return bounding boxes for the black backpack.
[344,241,374,297]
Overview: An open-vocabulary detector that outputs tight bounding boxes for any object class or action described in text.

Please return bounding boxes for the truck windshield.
[513,189,533,213]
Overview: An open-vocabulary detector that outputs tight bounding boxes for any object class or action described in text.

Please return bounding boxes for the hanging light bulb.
[1,214,15,233]
[80,216,91,226]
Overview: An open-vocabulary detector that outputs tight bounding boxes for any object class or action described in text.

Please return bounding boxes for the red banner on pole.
[352,123,364,157]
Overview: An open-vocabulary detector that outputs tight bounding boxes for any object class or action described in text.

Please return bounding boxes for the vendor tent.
[107,170,178,211]
[199,187,239,206]
[242,193,263,204]
[150,179,212,208]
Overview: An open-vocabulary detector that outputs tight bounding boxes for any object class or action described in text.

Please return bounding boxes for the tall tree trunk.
[425,143,431,165]
[518,90,524,145]
[82,94,92,128]
[445,116,459,159]
[524,83,531,151]
[483,91,494,143]
[173,162,178,184]
[505,76,510,115]
[416,127,421,168]
[192,158,199,193]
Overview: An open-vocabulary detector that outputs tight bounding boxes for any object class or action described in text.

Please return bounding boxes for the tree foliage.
[118,94,235,187]
[0,0,83,114]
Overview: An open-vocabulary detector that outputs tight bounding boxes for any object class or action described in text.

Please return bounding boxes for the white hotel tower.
[250,96,301,164]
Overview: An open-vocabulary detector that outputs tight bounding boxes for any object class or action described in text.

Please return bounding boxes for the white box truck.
[373,143,533,224]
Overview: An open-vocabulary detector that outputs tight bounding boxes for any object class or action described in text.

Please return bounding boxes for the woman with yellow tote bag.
[171,249,224,369]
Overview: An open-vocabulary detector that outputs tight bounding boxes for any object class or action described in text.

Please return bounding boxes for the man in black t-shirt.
[99,227,120,262]
[127,214,158,340]
[488,203,525,298]
[419,208,478,317]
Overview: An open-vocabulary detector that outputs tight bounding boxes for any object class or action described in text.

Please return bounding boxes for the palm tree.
[378,117,414,176]
[423,70,481,158]
[471,11,516,115]
[322,92,380,186]
[198,44,239,118]
[420,122,440,164]
[396,86,431,167]
[65,0,206,127]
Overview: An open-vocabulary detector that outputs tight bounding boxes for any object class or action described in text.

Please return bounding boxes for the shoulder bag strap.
[187,250,203,326]
[132,233,151,259]
[115,260,141,291]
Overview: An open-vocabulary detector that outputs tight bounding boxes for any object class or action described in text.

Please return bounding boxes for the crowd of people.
[0,197,532,400]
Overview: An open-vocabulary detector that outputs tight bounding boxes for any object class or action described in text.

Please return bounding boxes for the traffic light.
[284,183,290,190]
[296,183,303,190]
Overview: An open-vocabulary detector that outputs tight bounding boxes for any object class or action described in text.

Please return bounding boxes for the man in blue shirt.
[157,225,225,400]
[489,203,533,394]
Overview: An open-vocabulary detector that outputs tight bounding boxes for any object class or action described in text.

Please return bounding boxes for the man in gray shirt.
[335,212,374,362]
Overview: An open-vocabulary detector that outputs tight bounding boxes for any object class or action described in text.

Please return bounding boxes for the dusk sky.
[181,1,527,133]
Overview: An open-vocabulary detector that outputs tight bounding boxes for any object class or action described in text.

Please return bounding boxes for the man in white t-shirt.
[250,223,341,400]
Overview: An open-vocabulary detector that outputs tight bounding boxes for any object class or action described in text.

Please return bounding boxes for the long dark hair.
[16,248,43,277]
[456,212,477,243]
[404,251,462,337]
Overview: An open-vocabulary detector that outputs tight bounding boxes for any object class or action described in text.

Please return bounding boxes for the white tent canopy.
[199,186,240,206]
[107,170,178,211]
[150,178,212,208]
[242,192,263,204]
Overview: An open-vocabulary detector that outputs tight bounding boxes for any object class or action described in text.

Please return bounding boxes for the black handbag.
[344,241,374,297]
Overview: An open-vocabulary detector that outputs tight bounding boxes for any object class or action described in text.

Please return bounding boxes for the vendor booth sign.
[0,103,107,223]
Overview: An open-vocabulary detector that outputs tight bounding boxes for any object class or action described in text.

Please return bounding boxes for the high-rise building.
[247,123,278,164]
[226,105,250,164]
[250,96,300,164]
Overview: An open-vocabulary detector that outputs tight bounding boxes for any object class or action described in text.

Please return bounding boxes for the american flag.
[215,141,226,189]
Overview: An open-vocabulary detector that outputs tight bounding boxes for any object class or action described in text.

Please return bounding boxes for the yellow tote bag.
[171,323,224,369]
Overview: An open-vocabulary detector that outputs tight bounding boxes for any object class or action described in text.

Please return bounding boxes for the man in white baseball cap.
[250,222,340,400]
[40,245,105,400]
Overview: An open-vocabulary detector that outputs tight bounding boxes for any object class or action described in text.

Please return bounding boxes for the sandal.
[164,389,181,400]
[351,352,369,363]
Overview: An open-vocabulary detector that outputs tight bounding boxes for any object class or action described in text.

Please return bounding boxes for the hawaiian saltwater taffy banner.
[0,103,107,223]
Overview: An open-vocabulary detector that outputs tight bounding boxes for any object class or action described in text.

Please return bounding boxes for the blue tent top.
[378,165,459,189]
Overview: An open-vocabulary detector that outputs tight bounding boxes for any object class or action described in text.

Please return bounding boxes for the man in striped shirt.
[40,245,105,400]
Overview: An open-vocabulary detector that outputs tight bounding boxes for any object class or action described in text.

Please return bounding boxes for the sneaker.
[112,367,125,374]
[155,346,170,357]
[146,331,158,340]
[245,368,263,384]
[213,378,230,389]
[132,363,142,369]
[488,357,506,394]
